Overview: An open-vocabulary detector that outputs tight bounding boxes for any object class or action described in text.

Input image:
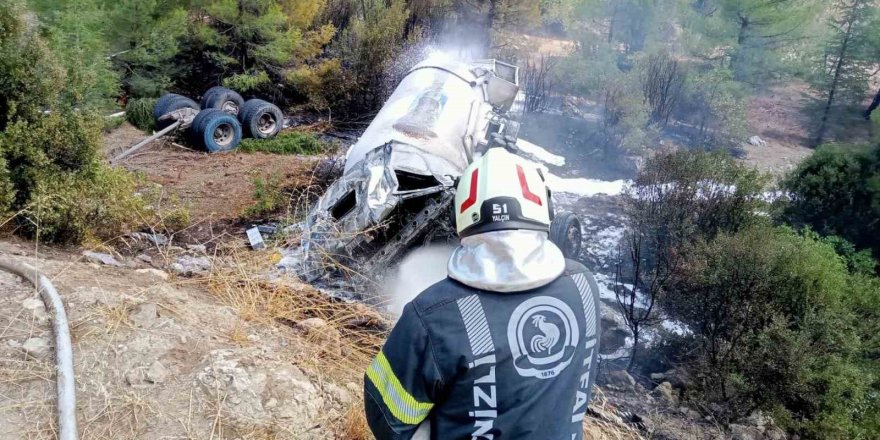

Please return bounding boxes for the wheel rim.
[257,113,277,135]
[565,223,582,257]
[222,101,239,115]
[213,123,234,147]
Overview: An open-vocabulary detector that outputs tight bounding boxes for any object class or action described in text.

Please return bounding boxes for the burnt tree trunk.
[608,3,619,44]
[817,20,854,145]
[730,14,749,75]
[864,88,880,119]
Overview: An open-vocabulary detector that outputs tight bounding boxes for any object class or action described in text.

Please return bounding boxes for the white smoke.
[382,245,456,318]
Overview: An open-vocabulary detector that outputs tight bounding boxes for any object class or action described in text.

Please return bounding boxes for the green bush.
[783,144,880,259]
[139,184,192,232]
[238,131,325,155]
[0,152,14,217]
[0,111,147,243]
[819,234,877,275]
[0,5,151,243]
[663,226,880,438]
[0,1,66,130]
[175,0,333,100]
[329,0,416,119]
[26,166,145,243]
[617,150,769,367]
[245,173,286,218]
[103,115,126,133]
[628,150,769,244]
[38,0,120,111]
[125,98,157,132]
[105,3,187,98]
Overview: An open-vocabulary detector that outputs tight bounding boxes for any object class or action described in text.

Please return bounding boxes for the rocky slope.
[0,239,358,439]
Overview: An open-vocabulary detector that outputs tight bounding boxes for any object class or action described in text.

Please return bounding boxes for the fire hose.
[0,258,77,440]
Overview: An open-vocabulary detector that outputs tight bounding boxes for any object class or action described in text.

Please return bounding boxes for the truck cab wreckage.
[289,57,583,291]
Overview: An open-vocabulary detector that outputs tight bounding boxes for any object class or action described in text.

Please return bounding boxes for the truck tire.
[549,211,583,260]
[154,95,199,130]
[199,86,227,109]
[238,99,264,124]
[189,109,219,142]
[191,109,242,153]
[153,94,185,120]
[201,87,244,116]
[239,99,282,139]
[200,86,226,104]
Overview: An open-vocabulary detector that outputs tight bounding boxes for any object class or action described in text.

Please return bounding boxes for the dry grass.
[197,248,385,438]
[341,403,373,440]
[584,388,647,440]
[198,248,646,440]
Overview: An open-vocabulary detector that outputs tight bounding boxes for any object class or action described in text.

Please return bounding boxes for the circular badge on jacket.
[507,296,580,379]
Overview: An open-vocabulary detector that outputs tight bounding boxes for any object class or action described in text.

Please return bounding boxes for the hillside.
[0,238,369,439]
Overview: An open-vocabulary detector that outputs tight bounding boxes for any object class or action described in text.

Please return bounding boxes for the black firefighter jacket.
[364,260,602,440]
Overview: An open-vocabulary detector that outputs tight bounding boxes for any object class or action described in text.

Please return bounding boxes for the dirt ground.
[104,123,326,225]
[520,33,576,58]
[0,238,365,439]
[741,82,817,175]
[742,81,874,176]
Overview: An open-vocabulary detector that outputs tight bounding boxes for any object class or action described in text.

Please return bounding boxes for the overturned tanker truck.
[293,57,583,284]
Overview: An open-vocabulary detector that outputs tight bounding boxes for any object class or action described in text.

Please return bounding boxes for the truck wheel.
[154,95,199,130]
[200,86,227,108]
[153,94,185,120]
[201,87,244,116]
[193,110,242,153]
[189,109,219,143]
[549,211,583,259]
[238,99,263,124]
[240,99,282,139]
[200,86,226,104]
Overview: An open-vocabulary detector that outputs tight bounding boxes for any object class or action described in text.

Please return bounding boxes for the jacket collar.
[447,230,565,293]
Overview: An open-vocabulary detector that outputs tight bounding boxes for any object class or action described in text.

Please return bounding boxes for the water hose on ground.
[0,258,77,440]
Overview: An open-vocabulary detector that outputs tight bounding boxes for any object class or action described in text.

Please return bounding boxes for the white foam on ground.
[585,225,626,269]
[661,320,690,336]
[593,272,647,308]
[546,174,628,197]
[517,139,566,167]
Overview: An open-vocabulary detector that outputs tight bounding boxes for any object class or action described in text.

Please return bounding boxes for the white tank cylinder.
[345,60,488,174]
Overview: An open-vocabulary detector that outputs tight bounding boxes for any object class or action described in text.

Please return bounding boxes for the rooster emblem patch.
[530,315,560,355]
[507,296,580,379]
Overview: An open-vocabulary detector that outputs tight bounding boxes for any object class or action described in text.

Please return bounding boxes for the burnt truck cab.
[295,58,580,282]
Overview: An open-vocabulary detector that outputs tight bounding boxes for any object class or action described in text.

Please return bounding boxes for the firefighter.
[364,147,602,439]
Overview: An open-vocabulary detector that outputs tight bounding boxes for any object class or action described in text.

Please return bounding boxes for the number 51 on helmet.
[454,148,583,259]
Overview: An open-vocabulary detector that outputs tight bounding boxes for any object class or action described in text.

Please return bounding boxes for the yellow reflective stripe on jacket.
[366,351,434,425]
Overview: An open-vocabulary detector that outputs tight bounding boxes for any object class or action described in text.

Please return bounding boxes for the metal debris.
[82,251,123,267]
[247,227,266,250]
[128,232,169,246]
[256,224,278,235]
[289,58,525,283]
[169,255,211,276]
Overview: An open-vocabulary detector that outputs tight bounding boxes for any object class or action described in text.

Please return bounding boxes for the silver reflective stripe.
[571,273,597,338]
[366,352,433,424]
[457,294,495,356]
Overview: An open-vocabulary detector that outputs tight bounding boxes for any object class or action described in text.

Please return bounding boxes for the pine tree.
[32,0,120,109]
[0,1,65,128]
[715,0,821,80]
[106,0,188,97]
[815,0,877,144]
[176,0,338,98]
[176,0,300,94]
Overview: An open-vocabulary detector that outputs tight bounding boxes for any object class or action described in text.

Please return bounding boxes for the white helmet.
[455,148,551,237]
